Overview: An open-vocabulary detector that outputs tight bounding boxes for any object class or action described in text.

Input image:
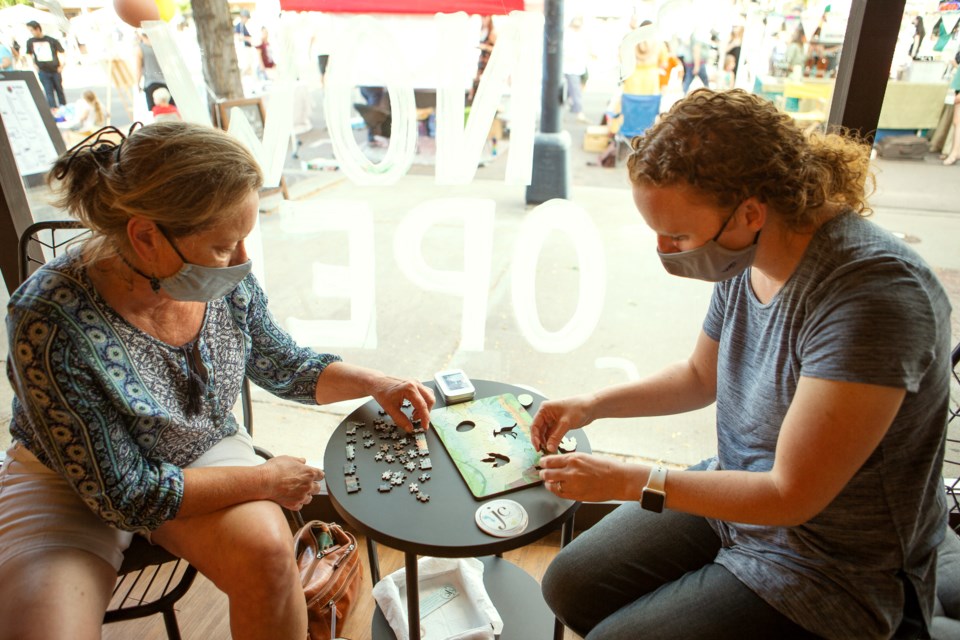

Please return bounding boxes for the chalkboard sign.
[0,70,66,187]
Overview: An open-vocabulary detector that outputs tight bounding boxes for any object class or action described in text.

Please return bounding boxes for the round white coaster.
[475,499,529,537]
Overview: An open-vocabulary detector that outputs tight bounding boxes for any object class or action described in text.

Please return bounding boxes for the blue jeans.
[564,73,583,115]
[682,63,710,93]
[541,503,817,639]
[38,70,65,109]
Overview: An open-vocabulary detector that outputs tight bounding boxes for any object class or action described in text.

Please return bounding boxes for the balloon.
[113,0,159,28]
[155,0,176,22]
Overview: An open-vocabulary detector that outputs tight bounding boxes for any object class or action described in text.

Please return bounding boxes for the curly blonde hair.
[48,121,263,261]
[627,89,874,229]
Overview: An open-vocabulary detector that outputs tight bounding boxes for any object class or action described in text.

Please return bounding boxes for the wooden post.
[827,0,907,142]
[0,113,36,294]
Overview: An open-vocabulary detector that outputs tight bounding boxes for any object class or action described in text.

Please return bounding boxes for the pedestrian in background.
[72,90,108,133]
[134,31,173,113]
[25,20,66,113]
[563,16,589,123]
[909,15,926,59]
[943,46,960,166]
[678,29,710,94]
[0,38,12,70]
[468,15,497,105]
[234,9,258,78]
[623,19,662,96]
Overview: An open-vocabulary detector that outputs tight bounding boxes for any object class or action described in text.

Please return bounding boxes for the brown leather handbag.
[295,520,363,640]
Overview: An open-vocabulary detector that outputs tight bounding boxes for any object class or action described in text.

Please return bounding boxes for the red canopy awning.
[277,0,524,14]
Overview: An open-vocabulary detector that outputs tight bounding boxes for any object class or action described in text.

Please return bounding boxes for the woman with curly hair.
[533,89,952,639]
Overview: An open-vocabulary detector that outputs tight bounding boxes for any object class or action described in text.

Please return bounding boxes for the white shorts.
[0,430,262,573]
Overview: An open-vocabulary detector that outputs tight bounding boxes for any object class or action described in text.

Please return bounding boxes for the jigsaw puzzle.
[430,393,543,499]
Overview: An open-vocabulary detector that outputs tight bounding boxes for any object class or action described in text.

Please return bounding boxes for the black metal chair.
[16,220,304,639]
[945,340,960,533]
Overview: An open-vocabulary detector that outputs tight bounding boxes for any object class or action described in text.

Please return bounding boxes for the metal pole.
[540,0,563,134]
[525,0,571,204]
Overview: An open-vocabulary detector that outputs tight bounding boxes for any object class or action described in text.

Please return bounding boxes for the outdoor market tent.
[0,4,64,31]
[277,0,524,14]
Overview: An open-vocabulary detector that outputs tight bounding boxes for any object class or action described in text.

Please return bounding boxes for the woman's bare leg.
[0,548,116,640]
[151,500,306,640]
[945,94,960,165]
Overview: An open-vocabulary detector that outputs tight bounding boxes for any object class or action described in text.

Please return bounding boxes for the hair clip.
[55,122,144,179]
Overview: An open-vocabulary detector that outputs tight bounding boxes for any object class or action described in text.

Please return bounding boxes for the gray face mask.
[657,209,759,282]
[149,228,251,302]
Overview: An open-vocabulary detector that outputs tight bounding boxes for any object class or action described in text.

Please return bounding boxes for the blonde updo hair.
[47,121,263,259]
[627,89,874,229]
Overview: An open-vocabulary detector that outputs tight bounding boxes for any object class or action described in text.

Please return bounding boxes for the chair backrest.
[619,94,662,139]
[947,341,960,533]
[17,220,90,285]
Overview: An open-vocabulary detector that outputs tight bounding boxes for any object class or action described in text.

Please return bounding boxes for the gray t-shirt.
[139,41,165,87]
[702,212,951,639]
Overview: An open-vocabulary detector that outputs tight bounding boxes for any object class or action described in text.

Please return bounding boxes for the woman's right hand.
[258,455,324,511]
[530,395,595,454]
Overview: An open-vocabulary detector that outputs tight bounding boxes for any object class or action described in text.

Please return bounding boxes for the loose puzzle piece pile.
[343,402,432,504]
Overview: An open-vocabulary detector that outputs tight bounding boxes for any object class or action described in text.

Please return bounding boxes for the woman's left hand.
[369,376,435,432]
[538,452,636,502]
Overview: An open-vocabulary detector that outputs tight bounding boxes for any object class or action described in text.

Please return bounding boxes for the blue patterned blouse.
[5,250,341,533]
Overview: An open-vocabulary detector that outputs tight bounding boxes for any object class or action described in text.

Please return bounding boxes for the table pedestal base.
[372,555,558,639]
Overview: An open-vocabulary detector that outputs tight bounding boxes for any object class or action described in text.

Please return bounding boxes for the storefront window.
[1,0,958,472]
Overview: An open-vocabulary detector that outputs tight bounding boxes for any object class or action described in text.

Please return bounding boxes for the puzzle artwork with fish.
[430,393,543,499]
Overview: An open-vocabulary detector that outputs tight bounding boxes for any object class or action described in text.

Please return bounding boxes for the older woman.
[534,90,951,639]
[0,122,434,639]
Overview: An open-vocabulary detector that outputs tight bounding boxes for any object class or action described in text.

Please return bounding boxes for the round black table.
[323,380,591,640]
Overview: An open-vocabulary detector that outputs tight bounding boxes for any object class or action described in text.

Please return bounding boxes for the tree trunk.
[190,0,243,101]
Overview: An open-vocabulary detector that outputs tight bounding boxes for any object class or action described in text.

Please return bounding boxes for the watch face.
[641,489,665,513]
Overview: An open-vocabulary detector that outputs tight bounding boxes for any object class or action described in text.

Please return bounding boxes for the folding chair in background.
[614,93,662,165]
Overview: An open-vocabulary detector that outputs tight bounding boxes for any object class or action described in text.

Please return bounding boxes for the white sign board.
[0,79,60,177]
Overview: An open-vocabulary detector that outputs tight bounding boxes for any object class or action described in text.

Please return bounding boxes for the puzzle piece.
[343,463,357,476]
[345,444,356,461]
[558,436,578,453]
[374,452,385,462]
[363,439,375,449]
[416,492,429,502]
[420,458,433,470]
[404,462,417,472]
[408,483,419,493]
[345,476,361,493]
[378,483,392,493]
[382,471,393,481]
[418,473,431,482]
[414,433,429,452]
